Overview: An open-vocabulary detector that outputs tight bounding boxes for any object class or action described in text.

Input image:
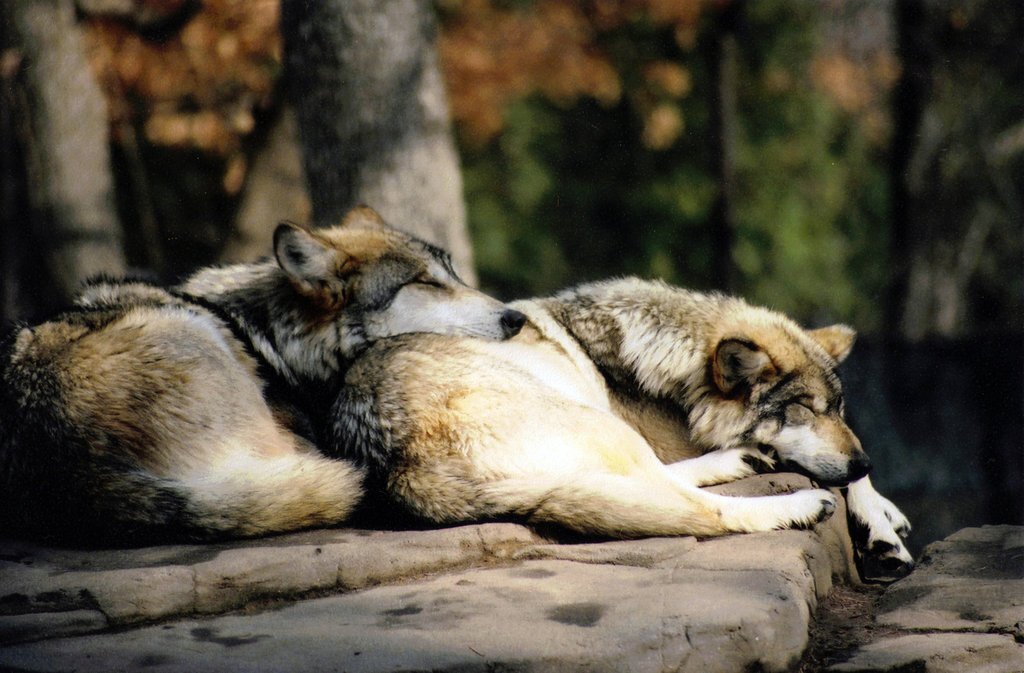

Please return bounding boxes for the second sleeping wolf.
[332,278,914,577]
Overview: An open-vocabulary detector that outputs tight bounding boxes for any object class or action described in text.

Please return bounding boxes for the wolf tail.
[5,452,364,547]
[171,451,365,540]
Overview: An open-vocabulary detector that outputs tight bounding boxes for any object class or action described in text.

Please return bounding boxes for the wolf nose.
[500,309,527,338]
[848,453,873,481]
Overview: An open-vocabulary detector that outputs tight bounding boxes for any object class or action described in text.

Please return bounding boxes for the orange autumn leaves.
[83,0,704,166]
[82,0,897,173]
[438,0,701,148]
[84,0,279,192]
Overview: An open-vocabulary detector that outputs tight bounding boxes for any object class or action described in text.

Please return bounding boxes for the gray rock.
[0,524,542,642]
[829,525,1024,673]
[0,475,858,671]
[0,610,107,645]
[514,536,700,568]
[659,530,836,602]
[876,525,1024,634]
[0,559,819,673]
[828,633,1024,673]
[709,473,861,586]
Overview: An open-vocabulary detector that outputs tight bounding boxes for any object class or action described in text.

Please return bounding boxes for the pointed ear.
[713,338,777,396]
[808,324,856,363]
[339,205,389,230]
[274,222,350,304]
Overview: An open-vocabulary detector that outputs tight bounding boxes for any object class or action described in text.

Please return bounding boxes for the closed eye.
[793,394,830,414]
[785,403,815,424]
[414,275,446,289]
[784,396,814,410]
[832,397,847,417]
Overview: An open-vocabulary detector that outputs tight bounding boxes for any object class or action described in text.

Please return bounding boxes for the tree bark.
[280,0,475,283]
[8,0,125,303]
[221,107,310,264]
[886,0,928,339]
[708,0,743,293]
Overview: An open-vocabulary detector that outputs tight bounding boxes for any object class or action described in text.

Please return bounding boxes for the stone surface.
[828,525,1024,673]
[709,474,860,585]
[875,525,1024,634]
[0,610,107,646]
[0,523,542,641]
[829,633,1024,673]
[0,559,818,673]
[0,474,858,672]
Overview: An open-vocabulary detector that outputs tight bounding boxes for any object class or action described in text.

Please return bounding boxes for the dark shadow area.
[842,334,1023,554]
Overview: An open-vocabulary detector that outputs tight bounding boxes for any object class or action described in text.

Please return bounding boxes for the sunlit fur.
[330,277,912,576]
[846,475,914,578]
[181,207,515,389]
[0,207,517,545]
[331,279,845,539]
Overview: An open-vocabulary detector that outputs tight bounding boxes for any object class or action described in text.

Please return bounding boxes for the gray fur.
[0,208,520,546]
[330,277,913,578]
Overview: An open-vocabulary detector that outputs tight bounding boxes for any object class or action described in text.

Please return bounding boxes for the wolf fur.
[330,278,913,575]
[0,207,524,545]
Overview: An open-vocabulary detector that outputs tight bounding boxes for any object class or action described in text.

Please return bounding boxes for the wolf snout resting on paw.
[330,278,914,579]
[0,207,523,546]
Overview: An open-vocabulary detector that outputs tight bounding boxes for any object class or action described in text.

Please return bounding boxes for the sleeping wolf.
[330,278,914,578]
[0,207,525,545]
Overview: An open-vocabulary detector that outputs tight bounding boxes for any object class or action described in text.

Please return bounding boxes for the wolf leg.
[845,475,914,581]
[666,447,776,486]
[484,470,836,538]
[700,486,837,533]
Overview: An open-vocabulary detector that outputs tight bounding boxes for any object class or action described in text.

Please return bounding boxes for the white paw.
[875,491,912,539]
[846,477,914,581]
[720,489,836,532]
[668,447,776,487]
[779,489,838,529]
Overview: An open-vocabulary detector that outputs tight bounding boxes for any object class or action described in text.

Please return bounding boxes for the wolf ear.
[274,222,351,304]
[339,205,389,230]
[713,338,777,396]
[808,324,856,363]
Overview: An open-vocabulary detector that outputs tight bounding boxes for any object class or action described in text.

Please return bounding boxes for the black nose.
[500,309,527,338]
[848,453,873,481]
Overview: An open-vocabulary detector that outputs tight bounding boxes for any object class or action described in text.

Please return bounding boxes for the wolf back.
[0,207,524,546]
[329,277,914,577]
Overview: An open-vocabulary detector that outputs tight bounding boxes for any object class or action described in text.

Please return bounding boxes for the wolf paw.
[668,447,776,487]
[878,494,912,539]
[847,480,915,582]
[786,489,838,529]
[740,446,778,474]
[725,489,835,532]
[857,538,915,582]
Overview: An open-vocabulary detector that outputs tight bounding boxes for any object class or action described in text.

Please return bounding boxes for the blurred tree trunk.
[6,0,125,308]
[708,0,743,293]
[221,107,310,264]
[280,0,476,284]
[886,0,930,340]
[1,44,28,328]
[887,0,1020,341]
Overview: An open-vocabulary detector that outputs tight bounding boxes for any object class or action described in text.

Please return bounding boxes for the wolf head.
[708,319,869,486]
[273,207,525,344]
[183,206,524,386]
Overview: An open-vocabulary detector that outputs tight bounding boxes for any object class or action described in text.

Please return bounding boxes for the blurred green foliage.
[461,0,891,330]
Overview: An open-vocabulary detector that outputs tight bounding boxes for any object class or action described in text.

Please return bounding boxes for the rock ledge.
[0,474,856,673]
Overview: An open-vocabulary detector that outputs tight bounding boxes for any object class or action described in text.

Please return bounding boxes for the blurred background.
[1,0,1020,553]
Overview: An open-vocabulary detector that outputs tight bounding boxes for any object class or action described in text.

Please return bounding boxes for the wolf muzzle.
[775,449,873,487]
[847,453,872,481]
[500,309,527,338]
